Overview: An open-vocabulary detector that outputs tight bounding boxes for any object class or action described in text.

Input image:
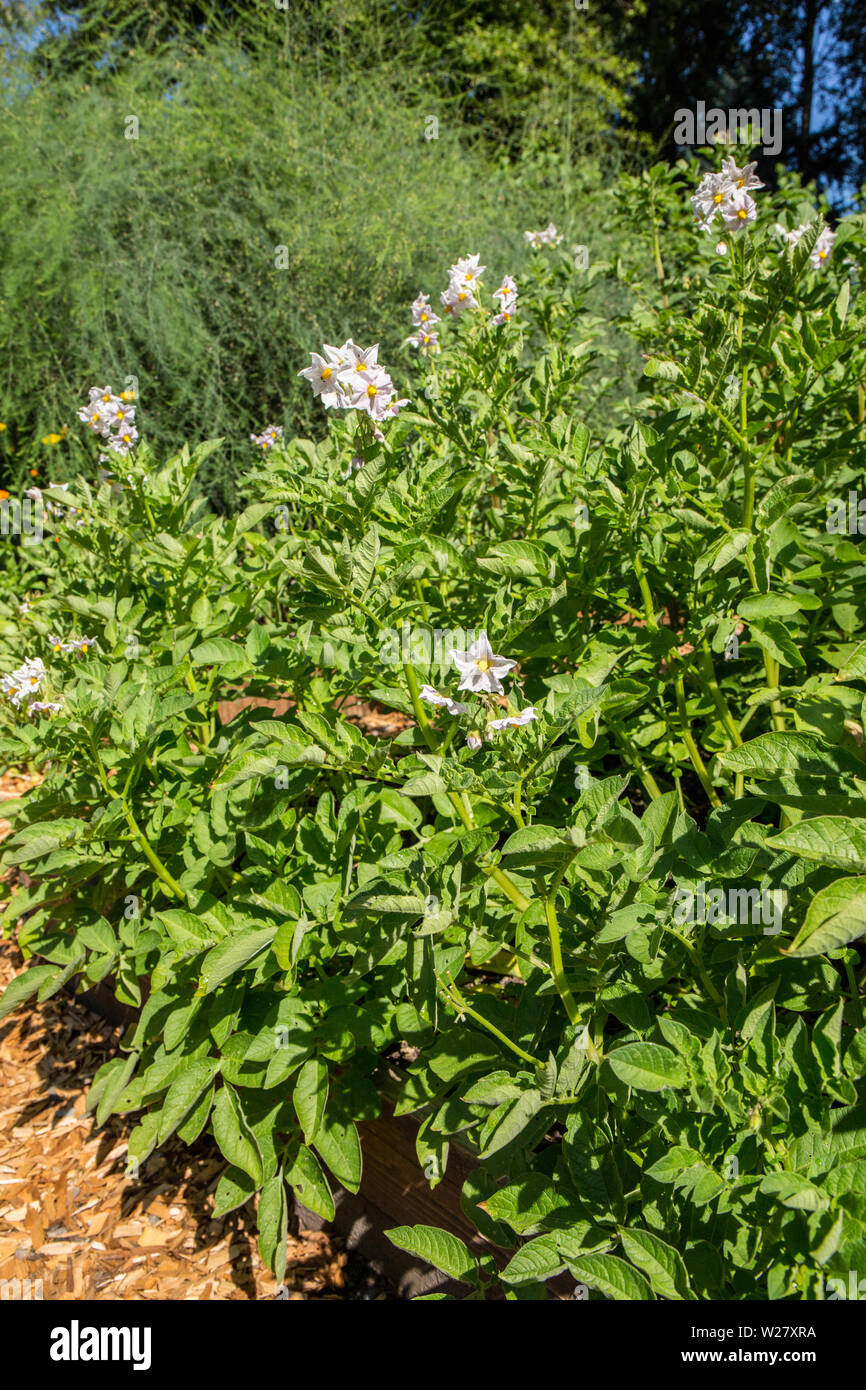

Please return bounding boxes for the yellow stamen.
[476,658,491,672]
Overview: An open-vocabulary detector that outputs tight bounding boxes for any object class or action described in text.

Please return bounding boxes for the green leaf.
[749,617,804,669]
[759,1173,828,1211]
[258,1173,288,1282]
[212,1165,258,1218]
[190,638,251,666]
[158,1058,221,1144]
[618,1227,690,1300]
[500,1233,567,1284]
[607,1042,687,1091]
[385,1225,478,1285]
[788,876,866,956]
[293,1059,328,1144]
[285,1144,335,1222]
[768,817,866,872]
[0,964,59,1021]
[717,733,865,781]
[565,1252,654,1301]
[478,1090,545,1157]
[199,925,276,993]
[212,1086,263,1184]
[314,1115,362,1193]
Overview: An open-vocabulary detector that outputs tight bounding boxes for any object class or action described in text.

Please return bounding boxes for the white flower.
[67,636,97,654]
[691,172,730,231]
[719,189,757,232]
[1,657,46,707]
[350,369,395,419]
[340,454,365,481]
[466,732,482,752]
[488,706,538,731]
[79,386,136,448]
[419,684,469,716]
[775,222,807,248]
[405,329,441,352]
[492,292,518,326]
[301,341,407,420]
[810,226,835,269]
[251,425,284,449]
[106,401,136,431]
[29,700,63,717]
[411,294,439,328]
[493,275,517,302]
[298,350,346,408]
[524,223,562,249]
[720,157,764,193]
[78,403,112,436]
[693,160,763,236]
[450,633,516,695]
[349,343,381,378]
[450,254,486,290]
[107,425,139,454]
[440,278,479,317]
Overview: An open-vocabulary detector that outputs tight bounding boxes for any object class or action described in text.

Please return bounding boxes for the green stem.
[123,803,187,901]
[845,958,864,1029]
[612,724,663,802]
[673,672,722,809]
[544,859,580,1026]
[698,641,744,750]
[439,974,539,1065]
[403,662,531,911]
[663,924,724,1009]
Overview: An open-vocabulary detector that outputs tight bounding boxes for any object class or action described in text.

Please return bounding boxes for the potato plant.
[1,155,866,1301]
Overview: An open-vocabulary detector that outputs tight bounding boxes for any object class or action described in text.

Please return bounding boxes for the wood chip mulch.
[0,939,365,1300]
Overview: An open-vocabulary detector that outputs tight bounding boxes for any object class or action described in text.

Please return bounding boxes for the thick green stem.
[673,672,722,809]
[699,641,744,754]
[439,974,539,1065]
[544,859,580,1027]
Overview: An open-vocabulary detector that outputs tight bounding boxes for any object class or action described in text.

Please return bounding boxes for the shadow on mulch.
[0,941,394,1300]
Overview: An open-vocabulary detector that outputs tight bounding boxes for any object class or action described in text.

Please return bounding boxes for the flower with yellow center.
[450,633,517,695]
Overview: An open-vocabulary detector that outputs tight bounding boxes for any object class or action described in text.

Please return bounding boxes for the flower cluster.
[25,481,83,524]
[77,386,138,456]
[250,425,284,450]
[440,254,485,319]
[418,634,536,749]
[774,221,836,269]
[1,657,46,709]
[492,275,518,326]
[405,294,441,353]
[524,223,563,249]
[48,634,96,656]
[692,157,764,237]
[299,342,408,423]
